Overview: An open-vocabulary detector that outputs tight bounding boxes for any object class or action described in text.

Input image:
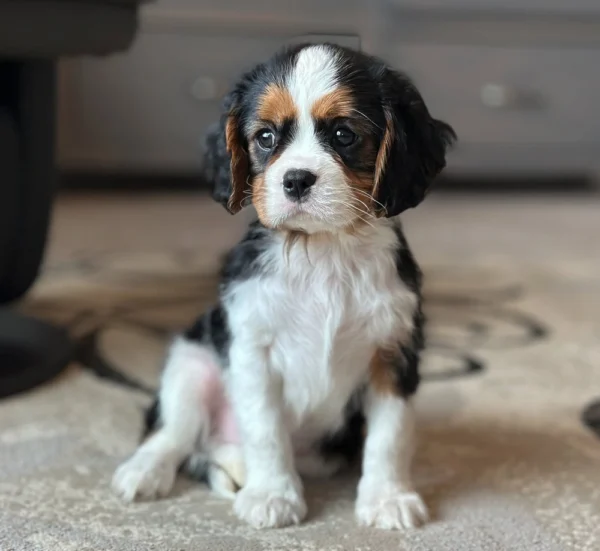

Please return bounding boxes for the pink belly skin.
[213,398,239,444]
[195,355,239,445]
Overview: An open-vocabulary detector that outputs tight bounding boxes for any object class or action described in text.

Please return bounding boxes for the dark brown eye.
[333,127,357,147]
[256,130,276,151]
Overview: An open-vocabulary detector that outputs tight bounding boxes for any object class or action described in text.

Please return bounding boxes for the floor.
[1,191,599,550]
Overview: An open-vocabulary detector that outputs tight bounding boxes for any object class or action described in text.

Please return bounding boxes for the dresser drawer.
[143,0,366,28]
[385,0,600,16]
[58,32,288,170]
[386,45,600,146]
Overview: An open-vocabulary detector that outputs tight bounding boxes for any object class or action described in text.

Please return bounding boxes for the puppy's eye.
[256,130,276,151]
[333,127,357,147]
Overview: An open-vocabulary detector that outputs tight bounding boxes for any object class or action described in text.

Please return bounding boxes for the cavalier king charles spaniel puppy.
[113,43,456,531]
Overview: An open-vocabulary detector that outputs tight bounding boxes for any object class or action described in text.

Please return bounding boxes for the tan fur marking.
[250,150,287,227]
[257,85,297,124]
[250,174,269,225]
[311,87,354,120]
[347,169,378,215]
[372,107,394,214]
[369,349,401,396]
[225,115,250,213]
[344,167,374,195]
[337,159,379,224]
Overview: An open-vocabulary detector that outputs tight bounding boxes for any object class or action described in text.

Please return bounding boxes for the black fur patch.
[393,225,423,295]
[142,396,160,440]
[583,399,600,439]
[368,61,457,217]
[220,221,273,289]
[182,222,275,364]
[181,453,210,484]
[183,304,231,360]
[183,314,207,342]
[319,389,365,464]
[397,306,424,396]
[387,224,425,397]
[209,305,230,357]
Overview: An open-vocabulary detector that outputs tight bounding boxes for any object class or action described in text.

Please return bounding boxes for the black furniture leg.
[0,60,72,399]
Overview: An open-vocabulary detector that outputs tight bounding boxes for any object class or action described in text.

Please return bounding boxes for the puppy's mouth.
[274,202,312,226]
[274,199,351,234]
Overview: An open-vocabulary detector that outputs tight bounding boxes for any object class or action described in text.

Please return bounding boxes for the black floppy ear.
[203,84,250,214]
[373,67,456,217]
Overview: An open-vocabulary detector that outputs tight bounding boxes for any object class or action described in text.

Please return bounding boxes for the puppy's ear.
[203,84,250,214]
[373,67,456,217]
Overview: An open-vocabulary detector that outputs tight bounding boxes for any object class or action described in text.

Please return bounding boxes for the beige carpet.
[1,192,600,550]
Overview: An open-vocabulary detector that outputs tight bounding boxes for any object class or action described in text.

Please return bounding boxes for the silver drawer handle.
[480,83,544,110]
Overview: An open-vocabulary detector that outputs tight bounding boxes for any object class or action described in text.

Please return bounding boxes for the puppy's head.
[205,44,456,232]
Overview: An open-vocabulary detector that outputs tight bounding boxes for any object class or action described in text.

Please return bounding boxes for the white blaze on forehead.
[277,45,340,161]
[287,45,339,115]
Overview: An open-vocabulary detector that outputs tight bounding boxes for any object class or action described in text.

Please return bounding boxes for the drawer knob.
[480,83,544,110]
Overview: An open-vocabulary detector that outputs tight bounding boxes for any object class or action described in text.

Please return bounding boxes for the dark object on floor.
[0,310,72,399]
[583,399,600,439]
[0,0,142,398]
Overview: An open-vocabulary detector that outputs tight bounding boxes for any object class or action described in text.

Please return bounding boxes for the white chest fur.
[226,222,417,446]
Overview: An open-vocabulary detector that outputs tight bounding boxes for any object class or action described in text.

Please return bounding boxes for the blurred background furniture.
[0,0,143,398]
[57,0,600,183]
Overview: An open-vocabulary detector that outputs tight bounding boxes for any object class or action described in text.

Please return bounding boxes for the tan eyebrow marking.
[257,84,297,125]
[311,87,354,119]
[373,107,394,199]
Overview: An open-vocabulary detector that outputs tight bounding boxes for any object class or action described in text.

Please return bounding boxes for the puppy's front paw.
[356,481,428,530]
[234,480,307,529]
[112,452,177,502]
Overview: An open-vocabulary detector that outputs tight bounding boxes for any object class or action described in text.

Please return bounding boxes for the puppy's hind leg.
[185,443,246,500]
[113,337,220,502]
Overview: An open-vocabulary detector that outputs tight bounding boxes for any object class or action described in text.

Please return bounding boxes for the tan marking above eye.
[311,87,354,120]
[257,84,297,125]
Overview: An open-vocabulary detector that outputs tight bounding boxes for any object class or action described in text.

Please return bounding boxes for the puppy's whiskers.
[353,188,388,213]
[351,108,383,131]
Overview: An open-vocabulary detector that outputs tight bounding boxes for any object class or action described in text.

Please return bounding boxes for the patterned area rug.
[1,194,599,550]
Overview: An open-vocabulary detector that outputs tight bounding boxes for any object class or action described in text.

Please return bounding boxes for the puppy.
[112,43,455,530]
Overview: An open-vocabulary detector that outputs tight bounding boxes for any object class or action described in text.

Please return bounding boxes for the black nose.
[282,169,317,201]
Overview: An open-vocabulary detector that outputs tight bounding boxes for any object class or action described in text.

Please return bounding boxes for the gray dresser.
[57,0,600,179]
